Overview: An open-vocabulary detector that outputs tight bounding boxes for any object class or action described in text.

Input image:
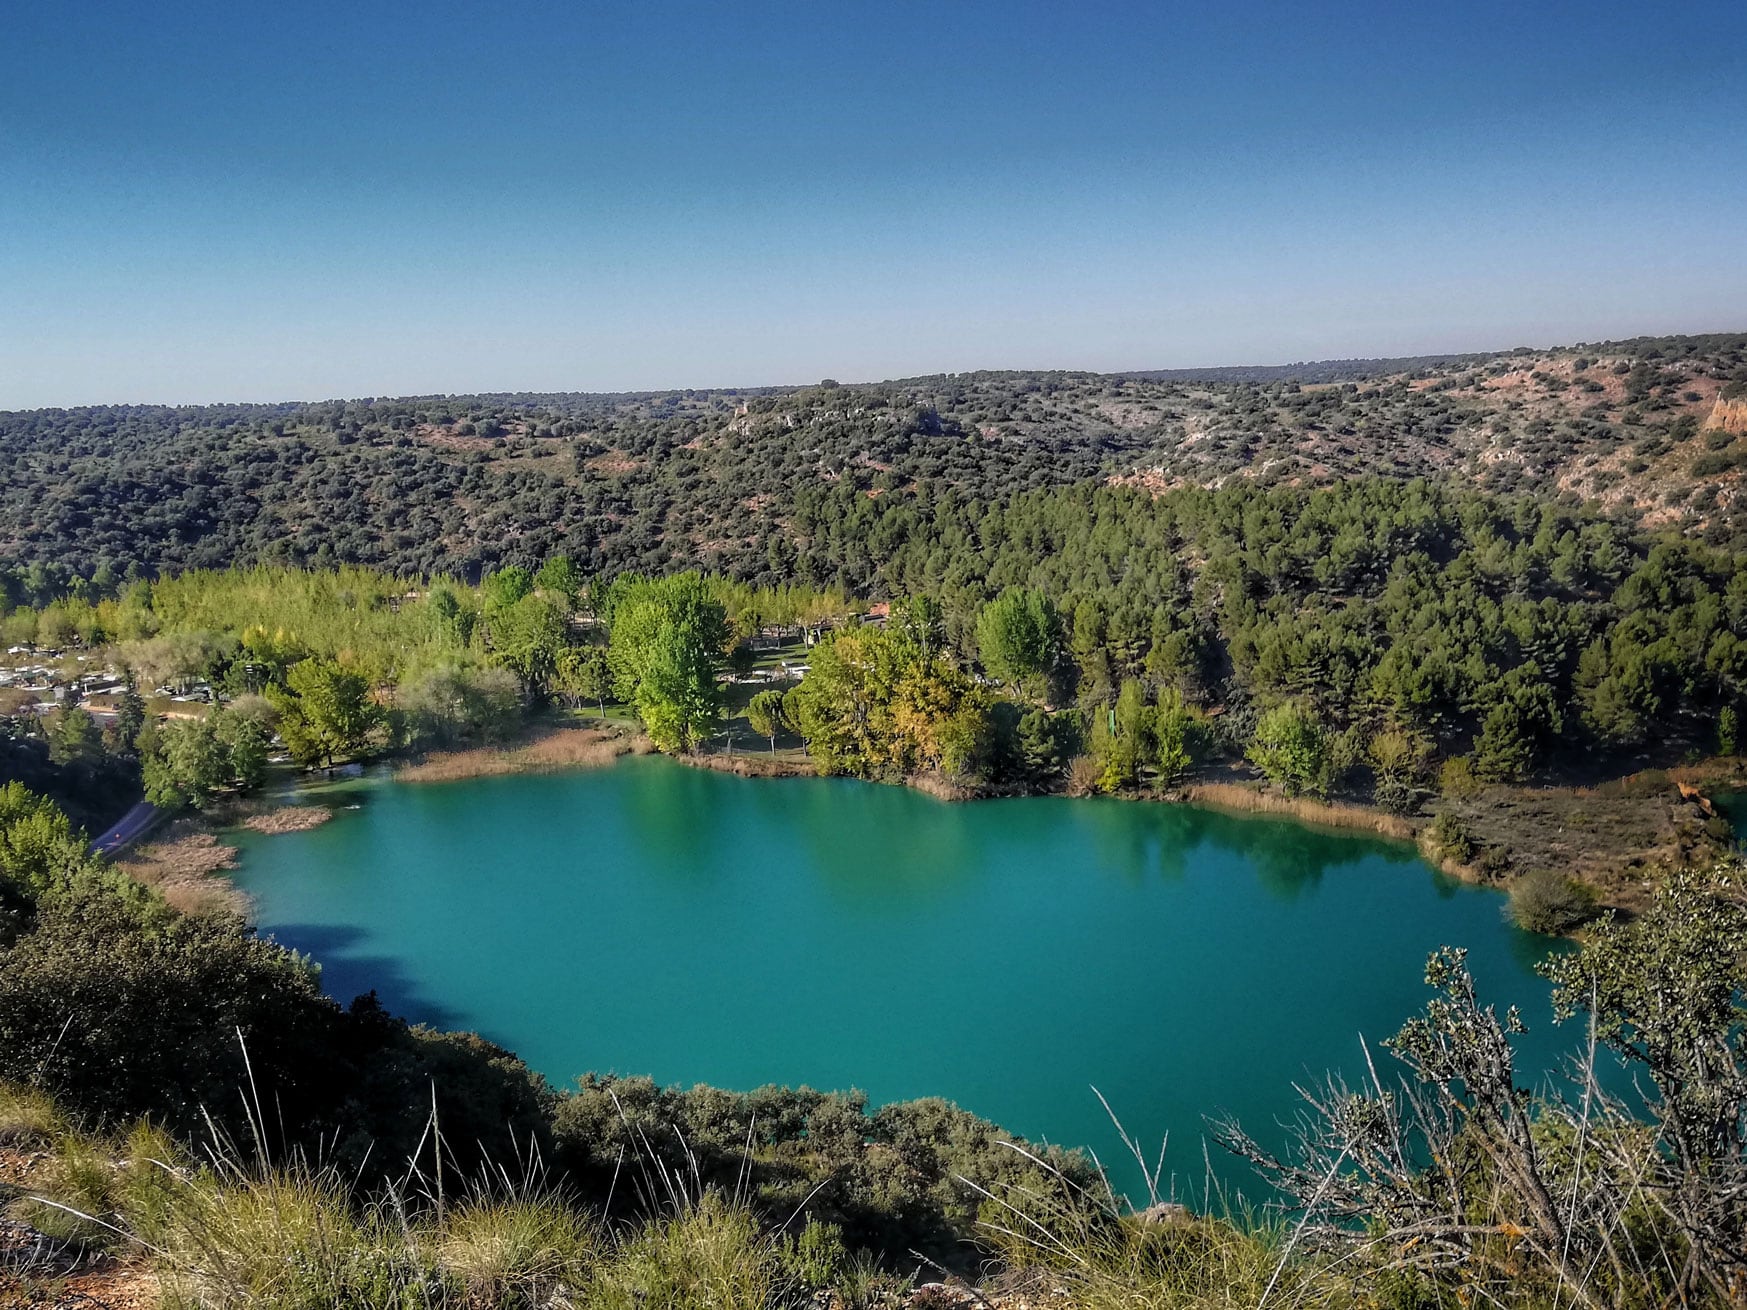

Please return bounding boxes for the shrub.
[1373,776,1420,815]
[1508,870,1599,934]
[783,1218,850,1290]
[1065,754,1102,797]
[1692,449,1746,478]
[1477,845,1513,879]
[1246,703,1326,796]
[1438,756,1483,799]
[1429,812,1477,864]
[0,885,340,1133]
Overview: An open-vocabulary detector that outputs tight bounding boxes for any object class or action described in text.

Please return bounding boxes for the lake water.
[231,756,1580,1199]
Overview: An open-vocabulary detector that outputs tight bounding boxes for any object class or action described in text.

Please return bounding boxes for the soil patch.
[0,1259,160,1310]
[1436,778,1734,914]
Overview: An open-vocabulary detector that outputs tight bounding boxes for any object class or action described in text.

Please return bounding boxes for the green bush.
[1477,845,1513,879]
[1436,756,1482,799]
[550,1076,1099,1264]
[1692,448,1746,477]
[1429,812,1477,864]
[1508,870,1599,934]
[1372,776,1419,814]
[0,885,339,1133]
[1246,703,1326,796]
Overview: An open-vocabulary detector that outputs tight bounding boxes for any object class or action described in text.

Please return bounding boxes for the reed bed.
[397,726,644,784]
[677,752,818,780]
[116,826,249,918]
[239,805,331,835]
[1183,782,1418,840]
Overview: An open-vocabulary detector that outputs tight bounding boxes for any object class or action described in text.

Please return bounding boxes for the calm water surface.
[231,757,1577,1195]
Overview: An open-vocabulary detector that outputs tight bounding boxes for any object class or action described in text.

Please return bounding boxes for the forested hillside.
[3,332,1745,585]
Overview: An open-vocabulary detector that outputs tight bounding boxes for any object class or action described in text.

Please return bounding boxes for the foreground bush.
[552,1075,1100,1262]
[1215,867,1747,1307]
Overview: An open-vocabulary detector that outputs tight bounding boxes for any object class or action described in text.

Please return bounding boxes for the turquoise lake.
[231,756,1580,1198]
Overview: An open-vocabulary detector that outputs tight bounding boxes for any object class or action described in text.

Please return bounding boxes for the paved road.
[89,800,160,857]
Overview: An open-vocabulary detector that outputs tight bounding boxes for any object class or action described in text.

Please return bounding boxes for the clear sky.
[3,1,1744,407]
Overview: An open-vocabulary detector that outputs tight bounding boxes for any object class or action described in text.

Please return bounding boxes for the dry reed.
[397,725,643,784]
[239,806,330,835]
[1184,782,1418,840]
[117,827,248,918]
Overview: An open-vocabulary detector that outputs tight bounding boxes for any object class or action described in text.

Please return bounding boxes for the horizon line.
[7,324,1743,415]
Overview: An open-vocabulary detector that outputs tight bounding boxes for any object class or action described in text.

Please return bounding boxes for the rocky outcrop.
[1704,397,1747,435]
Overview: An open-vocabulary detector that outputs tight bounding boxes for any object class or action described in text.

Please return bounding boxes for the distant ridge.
[1114,354,1488,385]
[5,330,1745,582]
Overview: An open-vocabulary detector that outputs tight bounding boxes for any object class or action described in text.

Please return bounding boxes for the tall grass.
[5,1075,896,1310]
[962,1125,1349,1310]
[0,1082,63,1145]
[428,1190,598,1307]
[591,1191,796,1310]
[1185,782,1418,840]
[153,1165,439,1310]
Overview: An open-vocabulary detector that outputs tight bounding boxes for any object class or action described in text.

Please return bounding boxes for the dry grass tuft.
[592,1190,795,1310]
[966,1123,1347,1310]
[430,1193,598,1306]
[0,1085,63,1148]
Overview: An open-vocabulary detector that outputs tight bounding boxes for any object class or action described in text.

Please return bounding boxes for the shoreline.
[1176,781,1422,840]
[674,750,819,781]
[115,796,349,920]
[661,749,1738,924]
[116,735,1742,939]
[116,820,246,919]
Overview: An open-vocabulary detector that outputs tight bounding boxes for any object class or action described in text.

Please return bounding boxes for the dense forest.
[6,477,1742,798]
[3,333,1745,586]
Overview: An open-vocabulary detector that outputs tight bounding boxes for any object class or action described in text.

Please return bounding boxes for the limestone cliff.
[1705,395,1747,434]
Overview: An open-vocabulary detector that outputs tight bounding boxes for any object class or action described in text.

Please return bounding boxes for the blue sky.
[2,1,1743,407]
